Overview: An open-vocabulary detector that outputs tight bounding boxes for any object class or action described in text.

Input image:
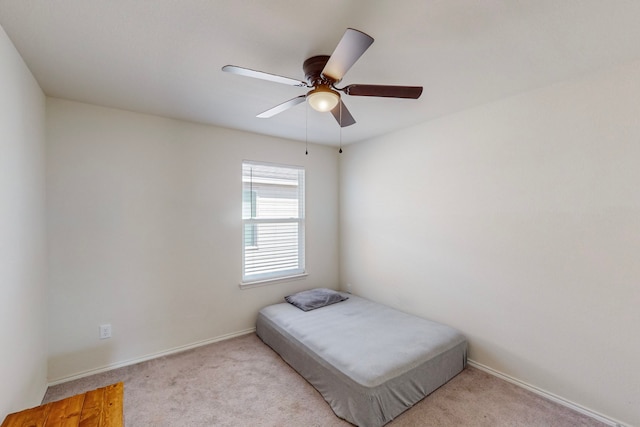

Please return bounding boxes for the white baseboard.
[467,359,626,427]
[47,328,256,386]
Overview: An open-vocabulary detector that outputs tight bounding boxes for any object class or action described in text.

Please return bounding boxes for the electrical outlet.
[99,324,112,339]
[346,283,353,294]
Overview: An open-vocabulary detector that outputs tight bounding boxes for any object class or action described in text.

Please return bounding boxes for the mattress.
[256,292,467,426]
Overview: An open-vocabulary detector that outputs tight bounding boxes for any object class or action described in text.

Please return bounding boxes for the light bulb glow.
[307,87,340,112]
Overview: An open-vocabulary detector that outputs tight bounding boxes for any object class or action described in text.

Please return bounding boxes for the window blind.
[242,161,305,283]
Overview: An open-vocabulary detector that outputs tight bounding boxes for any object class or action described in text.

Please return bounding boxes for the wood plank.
[1,403,52,427]
[44,394,84,426]
[100,383,123,427]
[77,388,104,427]
[1,382,123,427]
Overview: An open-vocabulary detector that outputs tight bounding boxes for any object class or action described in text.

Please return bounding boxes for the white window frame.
[241,160,306,287]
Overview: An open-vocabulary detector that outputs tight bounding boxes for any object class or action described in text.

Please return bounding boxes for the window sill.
[239,273,308,289]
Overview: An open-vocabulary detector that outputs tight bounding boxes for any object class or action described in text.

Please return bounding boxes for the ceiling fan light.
[307,87,340,112]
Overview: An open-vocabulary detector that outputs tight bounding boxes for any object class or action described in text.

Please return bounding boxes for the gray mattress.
[256,293,467,427]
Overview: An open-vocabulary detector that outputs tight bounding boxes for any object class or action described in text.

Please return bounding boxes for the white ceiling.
[2,0,640,146]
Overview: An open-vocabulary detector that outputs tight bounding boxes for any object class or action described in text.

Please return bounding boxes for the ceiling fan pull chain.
[305,101,309,155]
[339,101,343,153]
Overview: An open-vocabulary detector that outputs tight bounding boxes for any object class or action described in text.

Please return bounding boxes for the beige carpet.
[43,333,605,426]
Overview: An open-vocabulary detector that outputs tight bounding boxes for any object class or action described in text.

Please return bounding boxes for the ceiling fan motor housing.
[303,55,334,86]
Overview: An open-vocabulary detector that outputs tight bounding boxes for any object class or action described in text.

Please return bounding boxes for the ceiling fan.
[222,28,423,127]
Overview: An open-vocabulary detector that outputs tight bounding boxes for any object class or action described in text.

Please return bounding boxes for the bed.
[256,289,468,426]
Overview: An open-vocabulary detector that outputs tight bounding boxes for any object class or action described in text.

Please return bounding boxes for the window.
[242,161,305,284]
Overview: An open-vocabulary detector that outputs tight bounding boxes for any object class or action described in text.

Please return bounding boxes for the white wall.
[0,26,48,418]
[46,99,339,381]
[340,60,640,426]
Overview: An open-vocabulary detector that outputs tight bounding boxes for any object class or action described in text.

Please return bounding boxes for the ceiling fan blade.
[222,65,308,87]
[342,84,423,99]
[330,100,356,127]
[256,95,307,118]
[322,28,374,82]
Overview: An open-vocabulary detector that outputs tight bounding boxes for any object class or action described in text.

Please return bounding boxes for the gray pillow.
[285,288,348,312]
